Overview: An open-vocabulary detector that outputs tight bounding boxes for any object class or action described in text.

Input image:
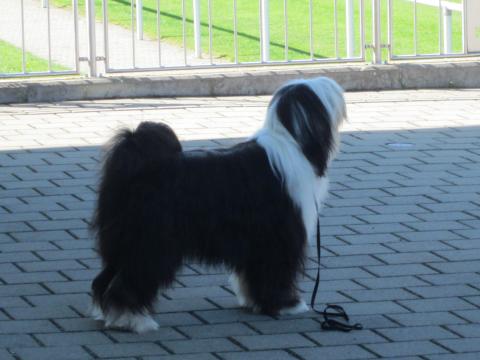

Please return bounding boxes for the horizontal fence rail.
[0,0,479,78]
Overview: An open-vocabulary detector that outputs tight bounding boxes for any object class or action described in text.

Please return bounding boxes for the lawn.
[51,0,463,63]
[0,40,66,75]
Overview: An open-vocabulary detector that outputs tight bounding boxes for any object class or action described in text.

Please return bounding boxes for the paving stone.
[365,264,438,277]
[178,323,257,339]
[163,338,241,354]
[387,311,467,327]
[0,320,59,333]
[87,343,167,358]
[18,260,86,272]
[375,252,445,265]
[249,318,321,335]
[218,350,297,360]
[35,331,113,345]
[55,318,103,332]
[0,284,49,296]
[44,280,91,294]
[194,309,273,324]
[399,298,476,312]
[0,271,67,284]
[343,288,419,302]
[9,346,92,360]
[5,305,79,320]
[145,355,218,360]
[365,341,447,357]
[25,293,91,307]
[155,298,218,313]
[0,334,38,347]
[292,345,374,360]
[378,326,459,342]
[427,353,480,360]
[438,338,480,353]
[107,328,185,342]
[356,276,429,289]
[446,324,480,338]
[305,329,385,345]
[407,285,480,298]
[232,333,314,350]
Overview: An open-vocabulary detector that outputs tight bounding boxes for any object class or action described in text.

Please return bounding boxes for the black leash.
[310,214,363,332]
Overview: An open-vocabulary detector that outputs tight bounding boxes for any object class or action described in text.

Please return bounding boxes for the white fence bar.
[372,0,382,63]
[130,0,136,67]
[102,0,109,71]
[233,0,238,63]
[181,0,187,65]
[46,0,52,71]
[86,0,97,76]
[260,0,269,62]
[156,0,162,66]
[346,0,355,57]
[443,7,452,53]
[20,0,26,73]
[73,0,80,72]
[42,0,48,8]
[283,0,288,60]
[193,0,201,57]
[136,0,143,40]
[334,0,339,58]
[465,0,480,53]
[208,0,213,64]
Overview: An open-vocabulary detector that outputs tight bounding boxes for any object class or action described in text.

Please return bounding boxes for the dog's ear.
[275,83,333,176]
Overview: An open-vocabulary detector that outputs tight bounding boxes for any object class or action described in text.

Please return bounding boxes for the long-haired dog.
[91,77,346,333]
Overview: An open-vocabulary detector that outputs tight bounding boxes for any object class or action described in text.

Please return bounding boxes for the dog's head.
[263,77,346,176]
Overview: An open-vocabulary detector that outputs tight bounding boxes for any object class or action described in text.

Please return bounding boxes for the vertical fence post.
[260,0,270,61]
[193,0,201,57]
[443,7,452,53]
[346,0,355,57]
[372,0,382,63]
[137,0,143,40]
[86,0,97,76]
[42,0,48,8]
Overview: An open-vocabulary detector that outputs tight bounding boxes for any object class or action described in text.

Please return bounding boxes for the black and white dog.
[91,77,346,333]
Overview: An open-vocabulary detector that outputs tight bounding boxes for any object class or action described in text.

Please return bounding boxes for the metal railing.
[1,0,479,78]
[0,0,80,78]
[101,0,366,74]
[387,0,478,60]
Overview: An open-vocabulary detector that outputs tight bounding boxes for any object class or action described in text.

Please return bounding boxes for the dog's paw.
[105,311,159,333]
[278,299,309,315]
[130,314,159,333]
[90,302,105,321]
[229,273,248,307]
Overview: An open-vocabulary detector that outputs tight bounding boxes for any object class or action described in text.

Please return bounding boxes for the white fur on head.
[254,77,345,243]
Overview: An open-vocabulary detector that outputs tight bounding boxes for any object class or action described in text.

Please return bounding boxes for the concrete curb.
[1,61,480,104]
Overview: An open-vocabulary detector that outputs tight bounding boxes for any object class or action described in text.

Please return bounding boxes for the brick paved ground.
[0,89,479,360]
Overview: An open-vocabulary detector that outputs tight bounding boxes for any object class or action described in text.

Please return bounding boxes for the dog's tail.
[91,121,181,262]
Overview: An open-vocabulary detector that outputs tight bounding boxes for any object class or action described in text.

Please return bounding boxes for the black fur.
[91,78,340,325]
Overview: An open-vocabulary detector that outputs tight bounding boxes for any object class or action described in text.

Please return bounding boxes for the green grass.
[0,40,67,74]
[51,0,463,63]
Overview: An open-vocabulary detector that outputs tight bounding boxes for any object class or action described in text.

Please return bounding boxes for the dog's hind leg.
[91,266,116,320]
[229,271,254,308]
[99,271,160,333]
